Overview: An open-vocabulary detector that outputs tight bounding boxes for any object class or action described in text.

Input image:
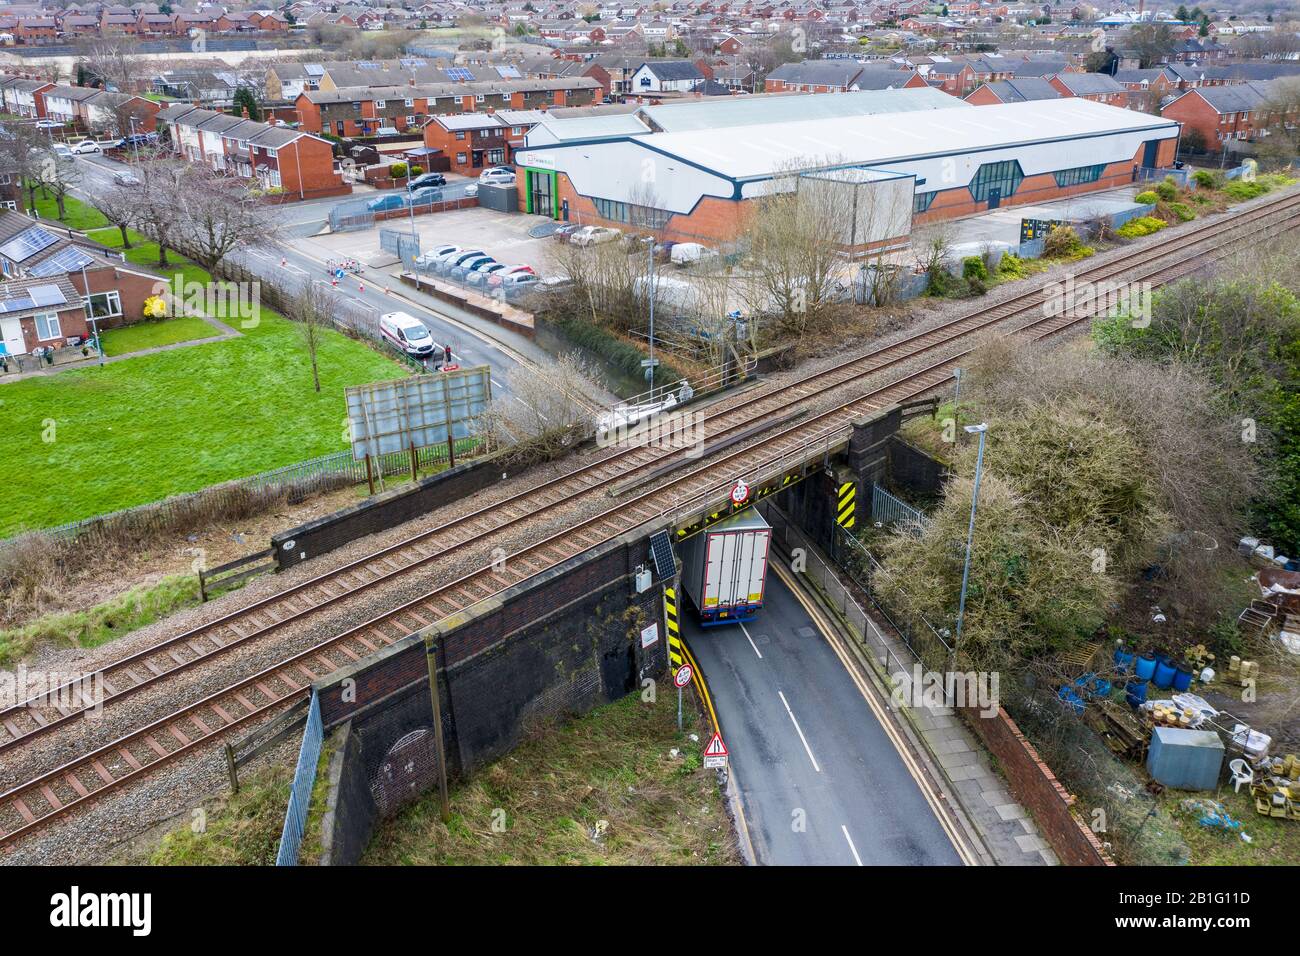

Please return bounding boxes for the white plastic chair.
[1229,758,1254,793]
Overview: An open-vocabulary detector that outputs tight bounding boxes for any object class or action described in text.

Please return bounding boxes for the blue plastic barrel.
[1153,657,1176,689]
[1135,653,1157,681]
[1114,647,1134,673]
[1125,679,1148,707]
[1172,665,1193,692]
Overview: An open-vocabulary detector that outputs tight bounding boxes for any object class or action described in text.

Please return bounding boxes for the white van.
[379,311,436,358]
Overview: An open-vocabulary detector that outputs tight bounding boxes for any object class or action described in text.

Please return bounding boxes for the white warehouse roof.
[633,98,1178,182]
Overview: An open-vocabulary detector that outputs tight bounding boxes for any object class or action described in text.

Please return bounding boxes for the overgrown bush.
[1155,178,1178,201]
[1135,190,1159,205]
[1168,201,1196,222]
[388,161,409,179]
[1223,180,1268,201]
[996,252,1031,279]
[1043,225,1093,260]
[1116,215,1168,239]
[1192,169,1218,189]
[961,255,989,283]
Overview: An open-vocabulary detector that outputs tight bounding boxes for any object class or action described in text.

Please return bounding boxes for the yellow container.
[1230,655,1241,673]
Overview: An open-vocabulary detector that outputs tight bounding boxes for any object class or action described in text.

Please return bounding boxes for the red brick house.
[1161,81,1282,147]
[422,109,544,175]
[1048,72,1129,107]
[0,275,91,359]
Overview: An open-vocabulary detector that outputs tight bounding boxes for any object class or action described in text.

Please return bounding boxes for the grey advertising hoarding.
[346,366,491,461]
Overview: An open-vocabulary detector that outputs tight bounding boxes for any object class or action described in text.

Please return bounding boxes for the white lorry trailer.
[679,509,772,626]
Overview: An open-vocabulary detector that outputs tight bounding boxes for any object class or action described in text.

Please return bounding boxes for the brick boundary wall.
[271,452,508,570]
[398,273,535,336]
[309,525,670,860]
[960,705,1115,866]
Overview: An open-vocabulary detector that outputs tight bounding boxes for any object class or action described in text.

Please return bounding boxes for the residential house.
[630,60,706,94]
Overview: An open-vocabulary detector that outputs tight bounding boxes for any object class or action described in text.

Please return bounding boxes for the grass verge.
[363,692,740,865]
[144,763,292,865]
[99,316,220,355]
[1159,784,1300,865]
[0,573,201,667]
[0,195,408,536]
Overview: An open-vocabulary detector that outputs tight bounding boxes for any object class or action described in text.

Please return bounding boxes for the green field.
[100,316,218,354]
[0,198,407,536]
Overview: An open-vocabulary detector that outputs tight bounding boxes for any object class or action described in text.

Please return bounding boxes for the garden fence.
[276,691,322,866]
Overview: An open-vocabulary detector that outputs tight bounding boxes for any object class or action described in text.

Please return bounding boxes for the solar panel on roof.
[305,63,324,76]
[28,246,94,276]
[0,226,58,264]
[357,61,380,70]
[496,65,521,79]
[29,284,66,307]
[445,66,474,81]
[0,294,35,314]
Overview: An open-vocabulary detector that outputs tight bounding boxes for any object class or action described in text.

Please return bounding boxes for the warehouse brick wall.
[960,705,1115,866]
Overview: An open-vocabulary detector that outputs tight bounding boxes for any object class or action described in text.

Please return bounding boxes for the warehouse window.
[1054,164,1105,187]
[593,197,627,222]
[592,199,671,229]
[913,191,935,214]
[968,160,1023,203]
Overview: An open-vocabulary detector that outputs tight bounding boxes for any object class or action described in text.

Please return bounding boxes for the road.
[64,152,560,408]
[685,566,965,866]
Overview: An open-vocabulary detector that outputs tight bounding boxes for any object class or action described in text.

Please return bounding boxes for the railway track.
[2,190,1298,851]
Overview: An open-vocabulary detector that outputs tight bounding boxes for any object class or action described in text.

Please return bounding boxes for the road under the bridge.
[685,565,966,866]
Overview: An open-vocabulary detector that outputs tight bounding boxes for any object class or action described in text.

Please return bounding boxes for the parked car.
[500,272,541,298]
[366,193,407,212]
[112,171,140,186]
[450,254,495,281]
[571,225,620,247]
[415,244,461,269]
[551,223,581,243]
[408,186,444,205]
[70,139,102,154]
[463,183,478,197]
[379,311,436,358]
[35,119,61,130]
[409,172,447,190]
[466,262,507,287]
[51,143,72,158]
[122,132,158,148]
[438,249,486,276]
[478,166,516,186]
[670,242,719,266]
[488,265,535,284]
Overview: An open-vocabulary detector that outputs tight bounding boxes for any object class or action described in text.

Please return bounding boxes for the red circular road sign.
[730,479,750,505]
[673,664,694,689]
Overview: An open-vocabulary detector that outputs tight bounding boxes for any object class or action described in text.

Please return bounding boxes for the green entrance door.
[525,168,558,218]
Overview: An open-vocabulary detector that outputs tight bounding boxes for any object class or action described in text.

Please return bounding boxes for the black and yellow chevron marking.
[664,586,683,668]
[673,466,815,542]
[837,481,856,529]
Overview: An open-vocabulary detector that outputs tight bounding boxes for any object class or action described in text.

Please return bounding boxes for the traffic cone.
[358,281,365,292]
[280,257,286,267]
[331,277,338,287]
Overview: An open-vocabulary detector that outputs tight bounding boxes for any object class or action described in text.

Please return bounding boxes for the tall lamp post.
[954,422,989,662]
[642,235,656,397]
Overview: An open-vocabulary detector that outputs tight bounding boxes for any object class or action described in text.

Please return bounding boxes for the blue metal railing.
[276,691,323,866]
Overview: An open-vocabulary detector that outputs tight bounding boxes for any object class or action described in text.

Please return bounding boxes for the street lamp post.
[647,236,656,396]
[127,116,141,165]
[954,422,988,663]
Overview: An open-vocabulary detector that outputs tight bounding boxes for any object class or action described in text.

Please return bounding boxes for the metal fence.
[276,691,323,866]
[1135,165,1190,187]
[870,483,927,528]
[16,437,482,551]
[380,227,420,269]
[328,191,476,233]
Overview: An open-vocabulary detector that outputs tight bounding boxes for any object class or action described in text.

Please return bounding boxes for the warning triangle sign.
[704,732,728,757]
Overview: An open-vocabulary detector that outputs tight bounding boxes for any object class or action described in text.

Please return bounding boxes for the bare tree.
[35,152,81,222]
[134,154,188,268]
[0,123,52,213]
[76,37,146,92]
[288,281,333,393]
[476,352,602,465]
[95,181,140,249]
[174,165,281,272]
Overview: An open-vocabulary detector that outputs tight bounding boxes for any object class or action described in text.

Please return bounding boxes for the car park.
[571,225,620,247]
[409,172,447,190]
[378,311,436,358]
[112,171,140,186]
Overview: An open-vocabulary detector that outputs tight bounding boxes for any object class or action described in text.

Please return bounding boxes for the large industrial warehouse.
[513,92,1181,251]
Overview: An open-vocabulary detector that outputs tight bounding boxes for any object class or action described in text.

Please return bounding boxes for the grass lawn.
[0,196,408,536]
[28,188,111,232]
[100,316,219,355]
[1160,784,1300,865]
[363,692,740,866]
